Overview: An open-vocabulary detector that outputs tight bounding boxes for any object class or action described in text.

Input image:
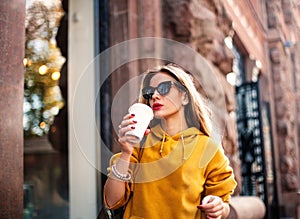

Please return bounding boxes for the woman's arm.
[103,113,139,207]
[199,145,236,218]
[103,152,131,207]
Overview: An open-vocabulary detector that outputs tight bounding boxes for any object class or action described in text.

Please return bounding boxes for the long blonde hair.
[138,63,212,136]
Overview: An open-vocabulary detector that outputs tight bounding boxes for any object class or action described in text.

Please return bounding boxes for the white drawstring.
[159,131,186,161]
[181,133,186,161]
[160,132,166,154]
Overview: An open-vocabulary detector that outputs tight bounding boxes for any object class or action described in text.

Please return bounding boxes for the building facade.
[106,0,300,218]
[1,0,300,218]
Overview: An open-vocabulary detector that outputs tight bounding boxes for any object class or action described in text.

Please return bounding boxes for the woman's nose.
[151,89,160,99]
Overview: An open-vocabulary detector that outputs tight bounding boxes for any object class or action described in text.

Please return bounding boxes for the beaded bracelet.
[111,164,131,181]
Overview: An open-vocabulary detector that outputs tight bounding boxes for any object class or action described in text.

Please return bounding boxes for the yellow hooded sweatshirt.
[104,124,237,219]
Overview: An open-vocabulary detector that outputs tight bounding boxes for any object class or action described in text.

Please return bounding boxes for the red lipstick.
[152,103,163,110]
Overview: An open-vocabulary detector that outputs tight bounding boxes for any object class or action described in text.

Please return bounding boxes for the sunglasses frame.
[142,81,184,100]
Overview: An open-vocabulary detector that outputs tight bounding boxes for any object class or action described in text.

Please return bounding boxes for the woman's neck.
[161,118,188,136]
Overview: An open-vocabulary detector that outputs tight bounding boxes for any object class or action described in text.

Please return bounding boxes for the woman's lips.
[152,103,163,110]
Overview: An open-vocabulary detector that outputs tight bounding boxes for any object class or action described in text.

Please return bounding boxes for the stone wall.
[266,0,299,193]
[266,0,300,217]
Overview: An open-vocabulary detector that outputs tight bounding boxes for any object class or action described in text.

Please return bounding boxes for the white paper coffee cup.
[125,103,154,143]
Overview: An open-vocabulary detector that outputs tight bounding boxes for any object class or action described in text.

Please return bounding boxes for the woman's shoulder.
[196,134,226,167]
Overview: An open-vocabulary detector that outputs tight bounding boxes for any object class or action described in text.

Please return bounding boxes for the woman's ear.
[182,92,189,106]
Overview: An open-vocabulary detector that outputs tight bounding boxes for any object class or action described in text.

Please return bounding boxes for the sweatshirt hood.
[143,124,204,161]
[149,124,202,142]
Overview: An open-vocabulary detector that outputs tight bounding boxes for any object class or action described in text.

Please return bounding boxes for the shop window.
[23,1,69,218]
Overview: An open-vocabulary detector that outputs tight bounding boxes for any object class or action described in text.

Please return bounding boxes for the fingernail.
[133,120,137,123]
[197,205,203,209]
[131,126,135,129]
[131,114,135,116]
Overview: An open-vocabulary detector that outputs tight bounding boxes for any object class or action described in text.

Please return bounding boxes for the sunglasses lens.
[142,81,173,99]
[157,81,172,95]
[142,87,154,99]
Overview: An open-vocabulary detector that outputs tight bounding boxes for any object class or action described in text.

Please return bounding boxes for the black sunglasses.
[142,81,184,100]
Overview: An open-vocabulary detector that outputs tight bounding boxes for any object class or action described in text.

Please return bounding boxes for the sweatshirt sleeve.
[204,147,237,203]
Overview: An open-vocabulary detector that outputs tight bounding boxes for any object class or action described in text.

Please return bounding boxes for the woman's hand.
[118,114,139,154]
[197,195,229,219]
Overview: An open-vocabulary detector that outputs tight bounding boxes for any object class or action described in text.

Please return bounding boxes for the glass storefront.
[23,1,69,218]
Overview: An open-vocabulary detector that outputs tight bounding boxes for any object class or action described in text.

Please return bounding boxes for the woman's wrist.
[120,150,132,160]
[111,164,131,181]
[114,152,131,175]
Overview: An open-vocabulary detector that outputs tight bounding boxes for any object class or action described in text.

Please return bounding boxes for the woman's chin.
[153,112,164,119]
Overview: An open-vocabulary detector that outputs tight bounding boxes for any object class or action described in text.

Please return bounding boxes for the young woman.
[103,63,237,219]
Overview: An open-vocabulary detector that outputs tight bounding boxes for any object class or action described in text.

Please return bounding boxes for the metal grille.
[236,82,267,204]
